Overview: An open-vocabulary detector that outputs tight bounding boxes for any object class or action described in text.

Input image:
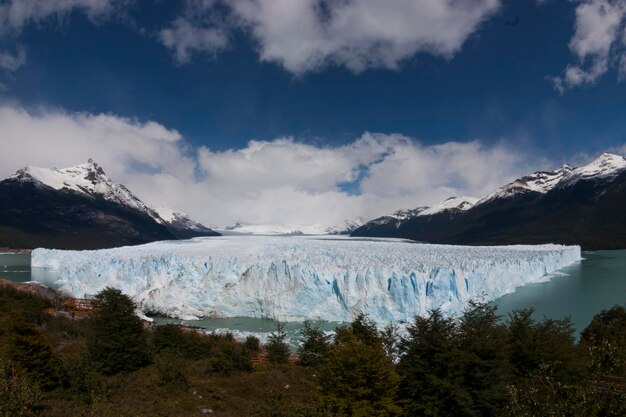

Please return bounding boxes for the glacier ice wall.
[32,236,581,323]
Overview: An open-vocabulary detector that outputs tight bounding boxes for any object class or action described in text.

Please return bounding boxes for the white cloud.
[0,47,26,72]
[0,105,193,183]
[553,0,626,91]
[0,0,117,32]
[160,17,229,64]
[161,0,501,74]
[159,0,230,64]
[0,104,538,228]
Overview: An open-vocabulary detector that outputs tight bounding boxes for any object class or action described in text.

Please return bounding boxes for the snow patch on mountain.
[560,153,626,187]
[10,160,165,224]
[32,236,581,324]
[477,153,626,205]
[154,207,215,232]
[417,196,479,216]
[365,197,478,229]
[477,165,575,205]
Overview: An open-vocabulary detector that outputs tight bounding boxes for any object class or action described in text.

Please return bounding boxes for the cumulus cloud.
[0,105,193,182]
[0,104,538,228]
[553,0,626,92]
[160,0,501,74]
[0,47,26,72]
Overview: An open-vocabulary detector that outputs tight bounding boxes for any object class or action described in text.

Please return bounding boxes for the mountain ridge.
[352,153,626,250]
[0,160,219,249]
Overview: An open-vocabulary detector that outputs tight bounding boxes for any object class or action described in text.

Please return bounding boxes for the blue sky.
[1,0,626,227]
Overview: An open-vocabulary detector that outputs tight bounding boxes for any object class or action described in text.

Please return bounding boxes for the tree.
[345,313,380,348]
[580,305,626,376]
[506,309,582,383]
[298,321,331,367]
[457,302,511,416]
[397,309,471,416]
[380,323,400,363]
[87,287,149,375]
[267,322,290,364]
[503,309,590,417]
[318,317,400,417]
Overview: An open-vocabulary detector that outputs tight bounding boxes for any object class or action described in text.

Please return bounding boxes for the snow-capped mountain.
[324,218,365,235]
[418,196,479,216]
[353,153,626,249]
[154,207,220,239]
[559,152,626,186]
[476,153,626,205]
[10,159,166,224]
[475,165,575,205]
[364,197,478,229]
[0,160,219,249]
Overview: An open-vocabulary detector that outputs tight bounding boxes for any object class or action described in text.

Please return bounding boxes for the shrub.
[0,359,41,417]
[154,350,189,390]
[245,335,261,352]
[0,286,50,325]
[0,315,59,390]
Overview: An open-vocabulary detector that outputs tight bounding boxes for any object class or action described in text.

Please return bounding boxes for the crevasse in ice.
[31,236,581,324]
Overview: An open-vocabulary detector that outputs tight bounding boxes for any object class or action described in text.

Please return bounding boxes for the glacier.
[31,236,581,324]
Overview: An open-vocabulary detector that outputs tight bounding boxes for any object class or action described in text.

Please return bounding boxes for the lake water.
[492,250,626,333]
[2,250,625,340]
[0,253,61,288]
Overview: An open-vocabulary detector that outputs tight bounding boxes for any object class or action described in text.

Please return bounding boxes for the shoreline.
[0,247,32,254]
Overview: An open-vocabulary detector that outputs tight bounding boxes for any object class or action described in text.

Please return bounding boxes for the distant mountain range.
[0,160,219,250]
[220,218,364,236]
[3,153,626,251]
[352,153,626,250]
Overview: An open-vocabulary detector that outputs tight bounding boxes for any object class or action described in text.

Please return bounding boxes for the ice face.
[31,236,581,324]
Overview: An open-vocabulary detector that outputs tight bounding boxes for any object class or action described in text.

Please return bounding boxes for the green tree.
[580,305,626,376]
[318,318,400,417]
[397,309,470,416]
[457,302,511,416]
[380,323,400,363]
[344,313,380,348]
[267,322,290,364]
[87,287,149,375]
[503,309,593,417]
[298,321,331,367]
[506,309,582,383]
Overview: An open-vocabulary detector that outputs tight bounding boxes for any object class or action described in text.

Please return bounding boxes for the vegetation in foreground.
[0,283,624,417]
